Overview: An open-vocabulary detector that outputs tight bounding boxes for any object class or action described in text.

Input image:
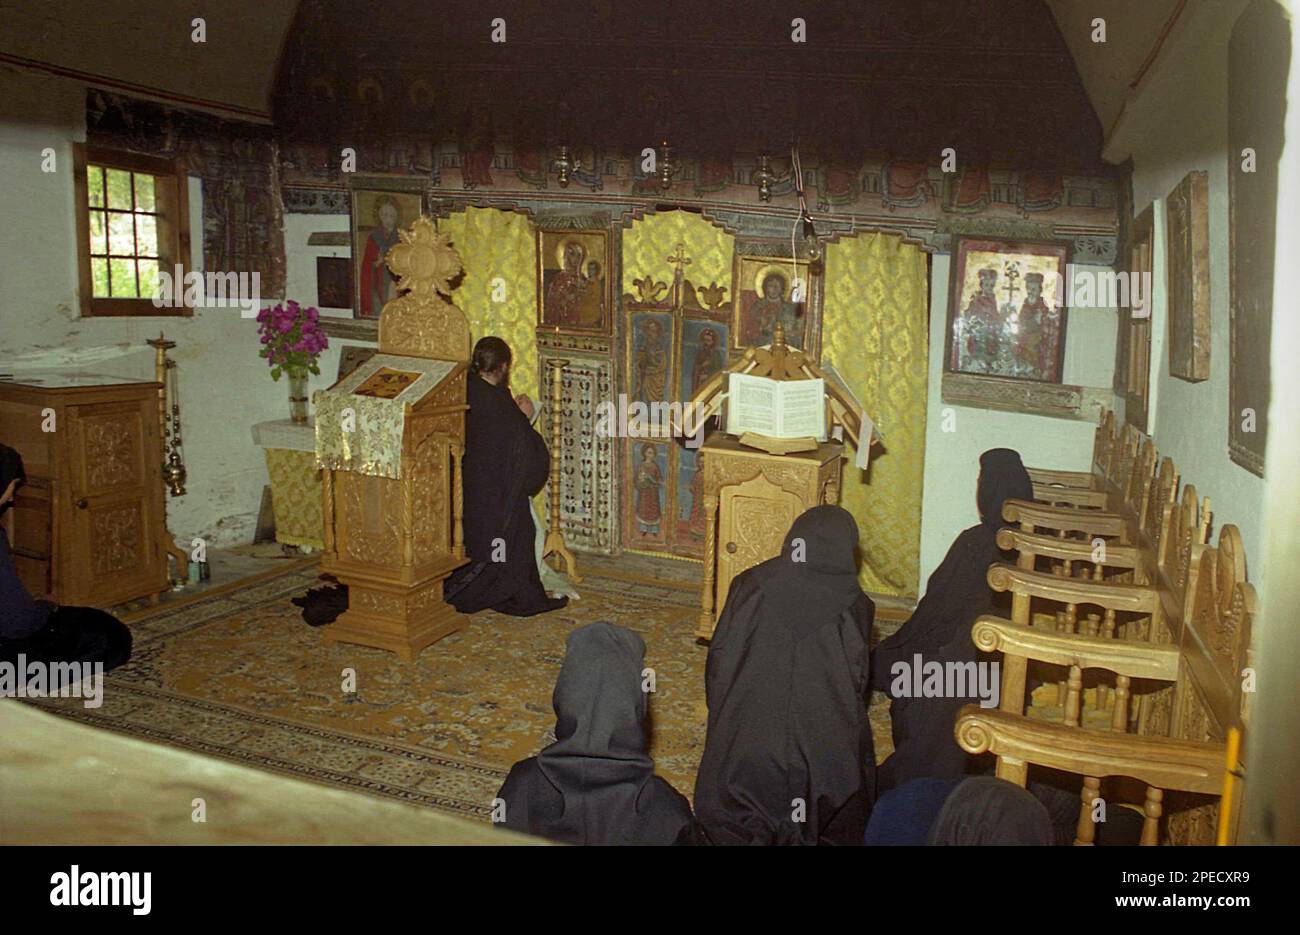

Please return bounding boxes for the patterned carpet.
[28,556,899,822]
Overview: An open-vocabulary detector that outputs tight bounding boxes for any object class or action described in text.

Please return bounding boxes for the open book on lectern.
[724,373,826,440]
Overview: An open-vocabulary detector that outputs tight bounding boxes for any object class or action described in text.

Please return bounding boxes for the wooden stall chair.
[957,525,1254,845]
[1026,408,1117,492]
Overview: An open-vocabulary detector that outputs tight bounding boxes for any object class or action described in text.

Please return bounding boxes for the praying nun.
[495,621,693,845]
[691,505,876,845]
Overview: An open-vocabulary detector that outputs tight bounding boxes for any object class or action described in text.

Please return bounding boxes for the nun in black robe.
[0,443,131,670]
[495,621,693,845]
[864,776,1054,846]
[444,365,566,617]
[870,447,1032,794]
[690,505,875,846]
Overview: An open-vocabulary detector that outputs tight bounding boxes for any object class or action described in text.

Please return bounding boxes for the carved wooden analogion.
[318,217,471,660]
[695,435,843,640]
[686,321,881,640]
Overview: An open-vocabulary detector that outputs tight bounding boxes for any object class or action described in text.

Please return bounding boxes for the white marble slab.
[251,418,317,452]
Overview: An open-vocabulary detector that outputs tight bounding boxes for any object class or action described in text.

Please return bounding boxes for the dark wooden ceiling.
[274,0,1112,175]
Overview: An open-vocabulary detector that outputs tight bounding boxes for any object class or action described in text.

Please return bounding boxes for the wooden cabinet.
[0,375,169,607]
[696,435,844,639]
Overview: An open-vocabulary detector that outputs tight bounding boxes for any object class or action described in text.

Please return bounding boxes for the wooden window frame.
[74,143,192,317]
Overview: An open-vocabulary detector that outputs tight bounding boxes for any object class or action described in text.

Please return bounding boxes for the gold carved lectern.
[679,321,879,640]
[696,435,844,639]
[315,218,471,660]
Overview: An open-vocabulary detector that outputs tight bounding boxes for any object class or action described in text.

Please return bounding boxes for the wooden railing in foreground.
[0,702,546,845]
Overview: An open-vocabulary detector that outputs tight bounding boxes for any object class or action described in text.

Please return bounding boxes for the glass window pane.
[107,212,135,255]
[134,173,156,212]
[87,166,105,208]
[109,258,138,298]
[91,258,110,298]
[135,214,158,257]
[88,210,107,255]
[137,259,160,300]
[106,168,133,210]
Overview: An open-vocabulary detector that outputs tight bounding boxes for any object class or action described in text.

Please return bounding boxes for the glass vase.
[287,369,310,424]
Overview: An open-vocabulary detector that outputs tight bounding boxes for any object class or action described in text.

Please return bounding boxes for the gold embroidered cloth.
[264,448,324,549]
[314,354,455,479]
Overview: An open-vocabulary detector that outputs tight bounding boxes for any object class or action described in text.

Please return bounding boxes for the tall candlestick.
[145,333,191,584]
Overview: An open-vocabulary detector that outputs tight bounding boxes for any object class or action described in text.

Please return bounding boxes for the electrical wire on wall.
[790,142,814,309]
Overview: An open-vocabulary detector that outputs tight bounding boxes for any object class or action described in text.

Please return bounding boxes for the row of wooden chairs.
[955,410,1255,845]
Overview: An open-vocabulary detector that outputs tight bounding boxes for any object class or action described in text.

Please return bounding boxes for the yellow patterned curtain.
[435,206,546,515]
[436,207,539,403]
[823,233,929,597]
[621,210,734,296]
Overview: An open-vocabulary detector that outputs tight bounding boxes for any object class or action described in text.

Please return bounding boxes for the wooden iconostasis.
[430,205,812,563]
[620,249,825,561]
[432,205,931,599]
[529,208,825,563]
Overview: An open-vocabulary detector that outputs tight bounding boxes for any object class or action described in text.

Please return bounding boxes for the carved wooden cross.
[666,243,692,279]
[665,243,692,310]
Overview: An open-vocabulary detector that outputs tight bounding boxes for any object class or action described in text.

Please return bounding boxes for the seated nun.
[444,336,567,617]
[868,449,1147,846]
[865,776,1054,846]
[689,505,876,846]
[494,621,693,845]
[870,448,1031,795]
[0,443,132,670]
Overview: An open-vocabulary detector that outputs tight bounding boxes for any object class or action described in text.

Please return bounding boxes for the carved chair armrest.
[986,563,1160,614]
[996,528,1139,569]
[1031,483,1111,509]
[1027,468,1099,490]
[954,706,1224,795]
[1003,499,1128,538]
[972,615,1180,680]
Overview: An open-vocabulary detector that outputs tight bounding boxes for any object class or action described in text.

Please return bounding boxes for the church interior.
[1,0,1299,851]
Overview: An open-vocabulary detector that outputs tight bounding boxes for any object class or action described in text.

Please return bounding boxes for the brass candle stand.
[146,333,194,582]
[541,358,581,583]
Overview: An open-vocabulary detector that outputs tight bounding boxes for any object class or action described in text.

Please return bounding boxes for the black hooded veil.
[871,447,1032,793]
[865,775,1054,846]
[691,505,876,845]
[0,443,51,641]
[0,443,131,668]
[444,373,565,617]
[495,621,693,844]
[928,777,1054,846]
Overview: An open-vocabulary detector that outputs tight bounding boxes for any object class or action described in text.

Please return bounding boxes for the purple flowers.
[256,300,329,380]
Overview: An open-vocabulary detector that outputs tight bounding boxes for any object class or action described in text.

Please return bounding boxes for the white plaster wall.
[917,254,1117,585]
[1124,32,1267,588]
[281,212,375,389]
[0,67,286,547]
[916,3,1266,594]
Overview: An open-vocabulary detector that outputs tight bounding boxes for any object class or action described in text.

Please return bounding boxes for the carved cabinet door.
[64,398,166,606]
[715,473,803,614]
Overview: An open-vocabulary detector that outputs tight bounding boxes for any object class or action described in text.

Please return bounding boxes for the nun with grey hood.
[495,621,693,845]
